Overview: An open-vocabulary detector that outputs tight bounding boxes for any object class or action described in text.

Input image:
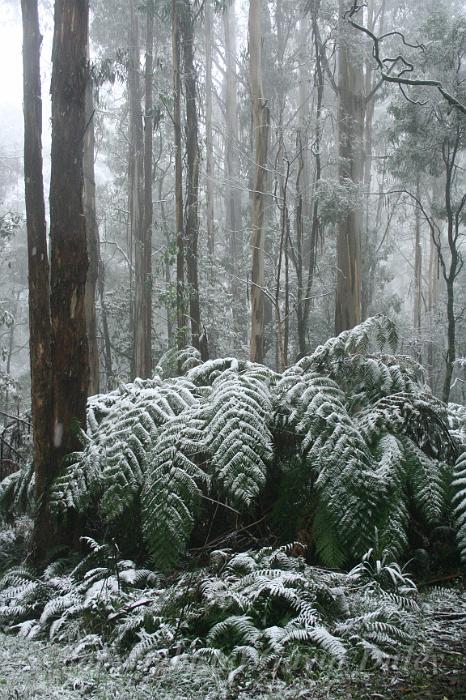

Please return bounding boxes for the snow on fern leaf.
[452,449,466,561]
[207,370,273,506]
[142,407,209,570]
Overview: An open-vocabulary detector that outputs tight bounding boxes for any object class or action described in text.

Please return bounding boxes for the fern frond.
[452,448,466,561]
[207,371,273,506]
[142,408,209,570]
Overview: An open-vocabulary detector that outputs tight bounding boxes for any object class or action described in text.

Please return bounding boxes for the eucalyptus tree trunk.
[413,176,422,334]
[49,0,89,540]
[84,46,100,396]
[134,0,154,378]
[98,259,114,390]
[441,129,461,404]
[21,0,53,560]
[298,16,312,250]
[129,0,148,378]
[427,191,440,388]
[361,0,376,321]
[205,0,215,269]
[181,0,201,351]
[249,0,270,364]
[223,0,245,342]
[172,0,187,351]
[294,3,324,357]
[334,0,364,334]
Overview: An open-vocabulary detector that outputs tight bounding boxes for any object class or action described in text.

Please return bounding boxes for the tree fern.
[3,315,463,571]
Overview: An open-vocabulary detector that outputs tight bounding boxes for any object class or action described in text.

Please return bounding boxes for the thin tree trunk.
[139,0,155,377]
[98,258,114,390]
[441,131,460,404]
[443,278,455,403]
[49,0,89,546]
[129,0,148,378]
[361,0,376,321]
[159,174,174,346]
[21,0,53,560]
[84,45,100,396]
[223,0,244,343]
[298,16,311,252]
[249,0,270,364]
[413,175,422,334]
[172,0,187,351]
[334,0,364,334]
[181,0,201,351]
[205,0,215,269]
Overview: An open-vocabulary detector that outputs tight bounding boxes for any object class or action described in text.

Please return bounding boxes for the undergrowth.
[0,535,425,679]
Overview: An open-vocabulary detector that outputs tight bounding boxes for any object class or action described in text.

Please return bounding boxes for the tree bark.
[21,0,53,561]
[223,0,245,344]
[49,0,89,535]
[84,45,100,396]
[172,0,187,351]
[334,0,364,334]
[249,0,270,364]
[129,0,149,378]
[137,0,154,377]
[98,258,114,390]
[181,0,201,351]
[360,0,377,321]
[205,0,215,270]
[413,175,422,334]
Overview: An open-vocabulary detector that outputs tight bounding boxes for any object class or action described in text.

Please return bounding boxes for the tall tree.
[84,42,100,396]
[249,0,270,363]
[223,0,245,343]
[205,0,215,269]
[129,0,148,378]
[136,0,155,377]
[334,0,364,334]
[49,0,90,523]
[172,0,187,351]
[21,0,53,558]
[413,176,422,335]
[181,0,201,351]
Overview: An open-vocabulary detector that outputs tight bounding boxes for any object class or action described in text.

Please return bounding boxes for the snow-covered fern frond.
[299,314,398,371]
[207,370,273,506]
[50,377,198,522]
[142,407,209,570]
[452,448,466,561]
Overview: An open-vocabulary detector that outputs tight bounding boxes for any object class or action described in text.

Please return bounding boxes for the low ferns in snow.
[2,315,464,569]
[0,540,421,673]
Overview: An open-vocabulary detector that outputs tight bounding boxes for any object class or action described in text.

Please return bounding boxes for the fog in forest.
[0,2,465,695]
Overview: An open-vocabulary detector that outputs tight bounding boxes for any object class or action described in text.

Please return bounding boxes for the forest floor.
[0,586,465,700]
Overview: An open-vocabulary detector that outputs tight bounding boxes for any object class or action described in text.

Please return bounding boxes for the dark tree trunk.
[205,0,215,270]
[49,0,89,545]
[249,0,270,364]
[129,0,147,378]
[223,0,245,343]
[20,0,53,561]
[413,176,422,335]
[98,259,114,390]
[134,0,154,378]
[181,0,201,351]
[334,0,363,334]
[84,47,100,396]
[172,0,187,351]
